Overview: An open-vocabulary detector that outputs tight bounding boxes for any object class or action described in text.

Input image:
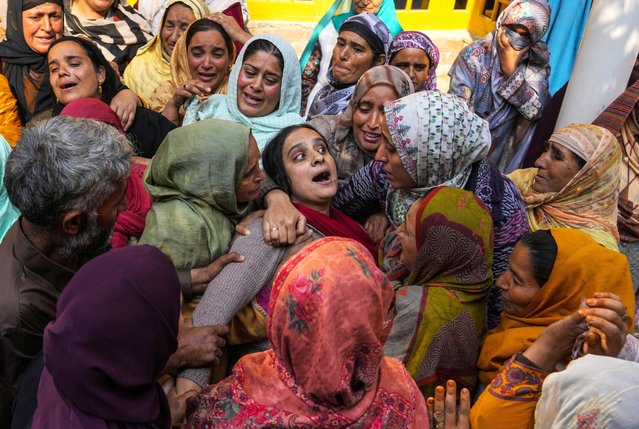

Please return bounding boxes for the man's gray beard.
[56,212,114,260]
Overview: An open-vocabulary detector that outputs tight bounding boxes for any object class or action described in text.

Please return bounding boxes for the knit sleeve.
[179,218,285,387]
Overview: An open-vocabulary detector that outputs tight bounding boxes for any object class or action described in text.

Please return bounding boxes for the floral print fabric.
[186,237,428,428]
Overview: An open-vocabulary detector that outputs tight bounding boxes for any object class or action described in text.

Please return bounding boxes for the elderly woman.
[385,187,493,397]
[139,119,264,272]
[186,237,428,428]
[183,35,304,150]
[32,246,188,428]
[507,123,622,250]
[176,123,376,391]
[388,31,440,92]
[448,0,551,172]
[47,36,176,157]
[305,13,391,120]
[63,0,152,73]
[124,0,209,105]
[309,64,414,180]
[332,91,529,328]
[471,229,635,428]
[300,0,402,114]
[152,18,236,123]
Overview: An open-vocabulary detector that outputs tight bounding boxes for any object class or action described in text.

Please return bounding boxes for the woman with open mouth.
[0,0,137,127]
[124,0,209,107]
[175,123,377,394]
[183,34,304,151]
[304,13,391,120]
[151,17,237,124]
[308,64,414,181]
[333,91,529,330]
[47,36,176,158]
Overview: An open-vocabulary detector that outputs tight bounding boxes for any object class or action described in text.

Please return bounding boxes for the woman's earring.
[98,80,103,95]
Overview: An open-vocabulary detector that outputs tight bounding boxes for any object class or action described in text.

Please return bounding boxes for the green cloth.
[139,119,252,269]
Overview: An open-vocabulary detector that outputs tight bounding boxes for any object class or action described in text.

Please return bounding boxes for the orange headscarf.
[186,237,428,428]
[478,228,635,385]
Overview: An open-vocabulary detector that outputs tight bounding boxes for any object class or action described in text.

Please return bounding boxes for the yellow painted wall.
[246,0,501,33]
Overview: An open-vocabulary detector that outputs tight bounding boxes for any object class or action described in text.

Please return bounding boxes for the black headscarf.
[0,0,64,123]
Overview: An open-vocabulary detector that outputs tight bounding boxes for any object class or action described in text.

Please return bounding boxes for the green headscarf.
[139,119,252,269]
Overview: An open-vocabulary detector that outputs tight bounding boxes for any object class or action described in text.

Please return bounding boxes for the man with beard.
[0,116,233,424]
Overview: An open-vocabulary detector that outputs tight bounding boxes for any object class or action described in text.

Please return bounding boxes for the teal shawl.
[183,34,304,151]
[299,0,403,70]
[0,136,19,241]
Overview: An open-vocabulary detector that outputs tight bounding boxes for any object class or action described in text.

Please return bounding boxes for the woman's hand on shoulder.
[110,89,140,131]
[363,212,390,242]
[263,190,307,246]
[427,380,470,429]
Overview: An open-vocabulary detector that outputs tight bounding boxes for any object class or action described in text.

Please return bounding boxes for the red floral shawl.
[186,237,428,428]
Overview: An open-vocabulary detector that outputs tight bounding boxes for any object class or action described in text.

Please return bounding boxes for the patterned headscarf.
[186,237,428,427]
[383,91,491,226]
[388,31,440,91]
[385,187,493,397]
[497,0,550,64]
[507,124,622,250]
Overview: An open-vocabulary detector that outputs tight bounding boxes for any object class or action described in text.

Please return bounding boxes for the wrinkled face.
[236,51,282,117]
[332,31,384,85]
[21,2,64,55]
[532,140,583,193]
[161,3,196,57]
[496,243,541,317]
[48,41,106,105]
[187,29,230,89]
[375,118,416,189]
[353,0,382,14]
[390,48,430,90]
[397,201,418,270]
[235,135,265,203]
[352,84,399,152]
[283,127,338,212]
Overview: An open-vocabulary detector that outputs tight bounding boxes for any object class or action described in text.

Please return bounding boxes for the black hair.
[48,36,122,103]
[185,18,234,60]
[572,152,587,170]
[262,124,322,195]
[518,230,558,287]
[242,39,284,72]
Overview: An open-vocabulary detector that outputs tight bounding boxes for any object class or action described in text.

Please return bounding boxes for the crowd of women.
[1,0,638,427]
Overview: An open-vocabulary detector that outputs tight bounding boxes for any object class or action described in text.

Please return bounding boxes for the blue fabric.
[0,135,19,242]
[543,0,592,95]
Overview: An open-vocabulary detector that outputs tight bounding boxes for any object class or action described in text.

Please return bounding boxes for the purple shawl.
[32,245,180,429]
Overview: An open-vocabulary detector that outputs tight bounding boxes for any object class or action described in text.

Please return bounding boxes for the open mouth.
[362,131,381,143]
[312,171,332,184]
[242,92,262,106]
[60,82,77,90]
[198,72,217,83]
